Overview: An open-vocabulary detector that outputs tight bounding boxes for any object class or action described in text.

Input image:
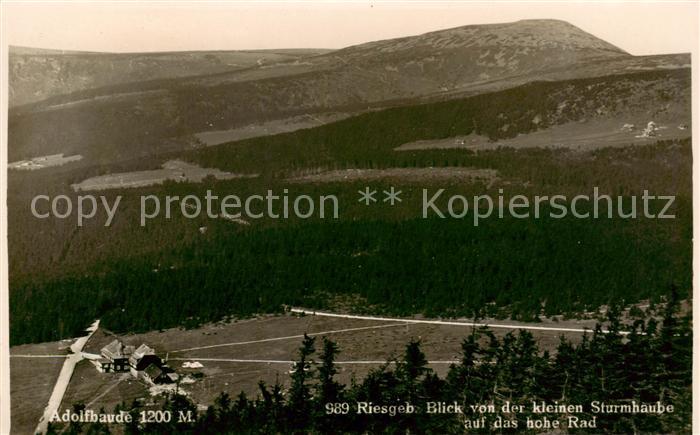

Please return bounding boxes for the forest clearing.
[10,304,656,434]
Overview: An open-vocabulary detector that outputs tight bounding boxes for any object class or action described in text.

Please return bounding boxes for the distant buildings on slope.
[92,339,177,385]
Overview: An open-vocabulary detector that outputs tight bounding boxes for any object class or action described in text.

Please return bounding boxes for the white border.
[1,1,10,433]
[0,2,697,434]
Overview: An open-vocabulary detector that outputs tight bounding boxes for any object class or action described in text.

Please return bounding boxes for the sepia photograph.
[0,1,697,433]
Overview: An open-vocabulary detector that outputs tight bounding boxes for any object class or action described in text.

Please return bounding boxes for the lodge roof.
[132,343,155,359]
[101,339,134,360]
[144,363,163,378]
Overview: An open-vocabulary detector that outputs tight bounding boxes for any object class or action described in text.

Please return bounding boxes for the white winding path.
[169,357,459,364]
[34,320,100,435]
[289,308,628,335]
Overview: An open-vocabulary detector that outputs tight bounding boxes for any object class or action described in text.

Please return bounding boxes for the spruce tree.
[287,333,316,431]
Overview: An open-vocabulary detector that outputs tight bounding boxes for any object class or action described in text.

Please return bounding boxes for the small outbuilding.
[142,363,178,385]
[129,344,161,377]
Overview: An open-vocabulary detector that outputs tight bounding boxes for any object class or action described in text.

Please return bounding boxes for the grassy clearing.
[10,345,66,434]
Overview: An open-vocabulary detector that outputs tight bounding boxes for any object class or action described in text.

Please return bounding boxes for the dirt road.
[35,320,99,435]
[289,308,626,334]
[169,357,459,365]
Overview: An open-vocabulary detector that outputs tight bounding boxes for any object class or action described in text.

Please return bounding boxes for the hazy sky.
[2,2,698,55]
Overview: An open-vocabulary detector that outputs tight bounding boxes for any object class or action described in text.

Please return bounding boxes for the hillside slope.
[9,46,329,106]
[7,68,692,346]
[8,19,690,164]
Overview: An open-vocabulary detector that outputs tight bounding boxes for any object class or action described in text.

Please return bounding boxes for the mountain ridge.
[8,19,635,107]
[8,19,691,164]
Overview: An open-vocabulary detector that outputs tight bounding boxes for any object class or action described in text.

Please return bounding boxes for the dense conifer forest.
[10,206,691,345]
[9,137,692,345]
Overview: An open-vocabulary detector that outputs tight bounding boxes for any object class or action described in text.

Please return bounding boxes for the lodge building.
[92,339,177,384]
